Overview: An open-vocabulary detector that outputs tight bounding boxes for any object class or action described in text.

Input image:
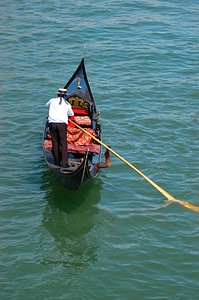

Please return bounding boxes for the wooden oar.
[69,119,199,213]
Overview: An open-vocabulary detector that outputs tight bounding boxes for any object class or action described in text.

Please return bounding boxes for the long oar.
[69,120,199,213]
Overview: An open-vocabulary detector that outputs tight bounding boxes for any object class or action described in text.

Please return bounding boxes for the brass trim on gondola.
[68,95,90,110]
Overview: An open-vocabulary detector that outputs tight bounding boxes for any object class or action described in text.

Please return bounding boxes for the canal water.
[1,1,199,299]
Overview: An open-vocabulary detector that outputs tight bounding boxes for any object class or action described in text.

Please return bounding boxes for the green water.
[1,1,199,299]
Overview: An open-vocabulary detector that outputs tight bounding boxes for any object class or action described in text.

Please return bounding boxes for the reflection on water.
[40,170,102,269]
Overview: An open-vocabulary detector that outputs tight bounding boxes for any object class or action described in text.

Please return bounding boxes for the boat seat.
[44,124,99,154]
[43,139,100,154]
[68,107,91,128]
[67,127,96,145]
[72,107,88,115]
[73,116,91,126]
[68,144,100,154]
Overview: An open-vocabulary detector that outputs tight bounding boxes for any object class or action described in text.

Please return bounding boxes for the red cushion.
[74,116,91,126]
[73,108,88,115]
[43,139,100,153]
[67,127,96,145]
[68,144,101,154]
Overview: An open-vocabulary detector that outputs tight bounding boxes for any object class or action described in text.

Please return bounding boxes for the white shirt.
[46,97,74,124]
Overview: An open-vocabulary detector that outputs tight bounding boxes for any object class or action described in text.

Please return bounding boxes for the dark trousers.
[49,123,68,166]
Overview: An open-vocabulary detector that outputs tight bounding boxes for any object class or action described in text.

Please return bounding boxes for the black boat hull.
[44,149,99,189]
[43,58,101,189]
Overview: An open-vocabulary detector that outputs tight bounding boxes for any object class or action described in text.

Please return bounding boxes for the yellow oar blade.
[69,120,199,213]
[170,199,199,213]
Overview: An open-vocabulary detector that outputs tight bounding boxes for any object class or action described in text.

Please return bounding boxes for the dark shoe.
[62,163,70,168]
[60,163,71,173]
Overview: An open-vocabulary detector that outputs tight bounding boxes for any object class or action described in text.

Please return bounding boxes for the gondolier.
[46,88,74,168]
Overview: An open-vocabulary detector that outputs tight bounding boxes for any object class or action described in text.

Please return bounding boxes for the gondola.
[43,58,102,189]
